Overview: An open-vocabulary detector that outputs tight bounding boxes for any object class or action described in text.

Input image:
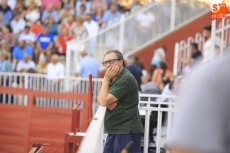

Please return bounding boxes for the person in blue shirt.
[12,40,34,61]
[75,50,99,78]
[35,25,54,63]
[102,3,121,23]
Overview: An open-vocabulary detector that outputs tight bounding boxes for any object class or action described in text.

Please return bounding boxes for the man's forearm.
[98,78,110,106]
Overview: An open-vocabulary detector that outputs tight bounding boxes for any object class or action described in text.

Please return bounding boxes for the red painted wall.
[134,11,224,73]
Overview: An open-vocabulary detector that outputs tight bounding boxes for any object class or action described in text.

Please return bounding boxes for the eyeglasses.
[102,59,120,66]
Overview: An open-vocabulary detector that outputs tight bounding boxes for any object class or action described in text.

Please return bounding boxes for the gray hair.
[104,50,125,67]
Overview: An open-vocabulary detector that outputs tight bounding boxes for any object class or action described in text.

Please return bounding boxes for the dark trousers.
[103,131,142,153]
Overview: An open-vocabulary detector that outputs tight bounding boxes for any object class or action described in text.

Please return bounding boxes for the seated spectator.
[42,0,59,10]
[12,40,34,61]
[0,25,16,51]
[37,58,48,74]
[0,0,13,25]
[0,53,11,72]
[61,15,76,36]
[45,54,65,81]
[75,50,99,78]
[25,0,42,8]
[83,14,99,54]
[10,12,26,35]
[59,0,75,10]
[92,8,104,26]
[59,2,75,23]
[0,11,8,26]
[152,62,173,90]
[18,25,37,47]
[55,28,73,56]
[92,0,108,12]
[0,39,11,60]
[35,25,54,63]
[25,2,40,24]
[76,4,87,19]
[151,46,167,67]
[45,16,58,36]
[4,0,17,11]
[178,43,202,67]
[73,17,88,39]
[75,0,91,15]
[41,4,59,23]
[31,20,43,36]
[16,54,35,72]
[130,0,142,12]
[102,3,121,23]
[13,1,26,19]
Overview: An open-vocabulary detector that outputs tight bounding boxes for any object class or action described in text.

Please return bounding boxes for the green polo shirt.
[104,68,144,134]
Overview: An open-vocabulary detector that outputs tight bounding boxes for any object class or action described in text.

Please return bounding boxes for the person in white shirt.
[151,46,167,67]
[18,25,37,47]
[83,13,99,55]
[16,53,35,72]
[202,25,226,63]
[10,12,26,35]
[45,54,65,81]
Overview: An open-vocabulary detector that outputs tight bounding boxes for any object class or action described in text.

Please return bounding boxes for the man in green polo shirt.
[98,50,144,153]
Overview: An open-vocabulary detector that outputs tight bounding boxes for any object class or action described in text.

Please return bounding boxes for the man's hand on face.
[107,102,118,110]
[105,65,120,81]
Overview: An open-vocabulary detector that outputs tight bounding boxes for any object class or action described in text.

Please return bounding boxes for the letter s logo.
[212,4,220,12]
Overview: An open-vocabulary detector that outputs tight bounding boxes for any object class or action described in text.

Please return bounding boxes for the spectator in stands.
[41,4,59,23]
[83,13,99,54]
[102,3,121,23]
[0,53,11,72]
[178,43,202,74]
[45,16,58,36]
[45,54,65,81]
[73,17,88,39]
[92,0,108,12]
[75,50,99,78]
[35,25,54,63]
[0,0,13,25]
[151,46,167,67]
[125,55,144,91]
[75,0,91,15]
[76,4,87,19]
[16,53,36,72]
[59,0,75,10]
[25,0,42,8]
[25,2,41,24]
[202,25,226,62]
[12,40,34,61]
[0,11,8,26]
[59,2,75,23]
[130,0,142,12]
[37,58,48,74]
[0,25,16,51]
[61,15,76,36]
[152,61,173,90]
[42,0,59,10]
[56,28,73,56]
[30,20,43,36]
[135,10,155,43]
[18,25,37,47]
[13,1,26,19]
[92,8,104,26]
[10,12,26,35]
[0,39,11,60]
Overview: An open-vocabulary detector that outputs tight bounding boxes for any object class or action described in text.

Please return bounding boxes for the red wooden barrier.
[0,75,93,153]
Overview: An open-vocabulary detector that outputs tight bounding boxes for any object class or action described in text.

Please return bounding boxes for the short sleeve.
[109,80,130,100]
